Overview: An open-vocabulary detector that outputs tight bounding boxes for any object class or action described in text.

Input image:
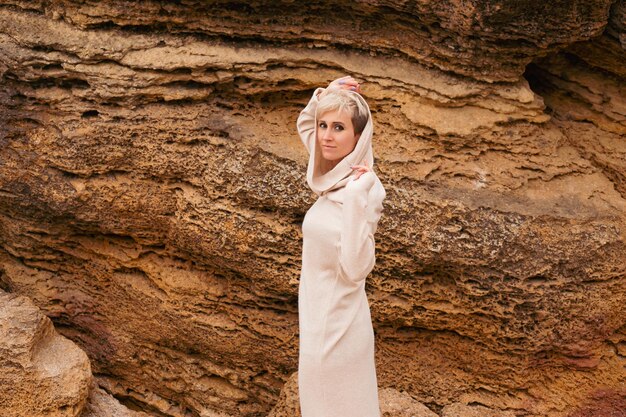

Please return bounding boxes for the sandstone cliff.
[1,1,625,416]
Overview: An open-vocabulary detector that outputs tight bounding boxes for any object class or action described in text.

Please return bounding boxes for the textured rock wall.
[0,1,625,416]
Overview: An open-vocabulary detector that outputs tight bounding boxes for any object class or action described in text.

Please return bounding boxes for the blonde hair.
[316,89,369,134]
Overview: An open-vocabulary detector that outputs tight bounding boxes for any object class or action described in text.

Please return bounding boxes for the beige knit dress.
[297,87,386,417]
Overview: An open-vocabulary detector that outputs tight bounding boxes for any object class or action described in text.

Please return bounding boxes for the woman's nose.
[322,129,333,141]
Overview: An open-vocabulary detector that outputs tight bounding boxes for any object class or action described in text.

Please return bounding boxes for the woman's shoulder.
[345,170,382,191]
[370,173,386,204]
[343,171,386,205]
[365,170,386,196]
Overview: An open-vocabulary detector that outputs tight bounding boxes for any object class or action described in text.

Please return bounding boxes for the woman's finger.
[330,76,364,93]
[351,164,370,171]
[340,81,359,89]
[336,76,355,84]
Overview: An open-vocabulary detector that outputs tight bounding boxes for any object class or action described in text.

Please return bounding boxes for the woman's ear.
[354,132,362,143]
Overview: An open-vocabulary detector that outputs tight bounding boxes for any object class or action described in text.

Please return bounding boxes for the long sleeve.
[337,172,385,284]
[296,87,325,154]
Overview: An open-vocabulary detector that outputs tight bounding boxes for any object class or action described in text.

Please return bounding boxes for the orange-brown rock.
[0,1,625,416]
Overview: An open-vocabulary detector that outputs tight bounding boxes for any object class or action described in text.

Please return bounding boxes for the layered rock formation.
[0,1,625,416]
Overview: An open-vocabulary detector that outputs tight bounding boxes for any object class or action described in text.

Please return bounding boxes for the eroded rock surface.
[0,0,615,83]
[0,1,625,416]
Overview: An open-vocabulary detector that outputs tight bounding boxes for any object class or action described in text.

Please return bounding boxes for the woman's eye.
[319,122,327,128]
[334,125,344,131]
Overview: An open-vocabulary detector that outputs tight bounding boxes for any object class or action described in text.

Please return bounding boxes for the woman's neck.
[320,157,341,174]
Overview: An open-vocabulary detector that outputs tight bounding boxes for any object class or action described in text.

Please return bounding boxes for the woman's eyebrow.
[331,121,345,125]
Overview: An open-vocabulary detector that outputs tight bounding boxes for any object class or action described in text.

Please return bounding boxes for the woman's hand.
[350,159,371,180]
[329,75,362,93]
[318,75,362,99]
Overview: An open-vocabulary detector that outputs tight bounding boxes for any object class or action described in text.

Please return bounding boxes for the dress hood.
[306,90,375,196]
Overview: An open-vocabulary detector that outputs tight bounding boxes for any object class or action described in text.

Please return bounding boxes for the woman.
[296,75,386,417]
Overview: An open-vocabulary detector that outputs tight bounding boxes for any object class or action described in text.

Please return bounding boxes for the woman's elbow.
[339,254,376,284]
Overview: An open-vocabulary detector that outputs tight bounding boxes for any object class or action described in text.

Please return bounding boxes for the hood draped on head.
[307,91,375,196]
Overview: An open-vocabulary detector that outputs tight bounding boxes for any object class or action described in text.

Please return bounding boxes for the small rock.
[268,372,438,417]
[267,373,300,417]
[379,388,439,417]
[0,290,92,417]
[81,381,151,417]
[441,402,516,417]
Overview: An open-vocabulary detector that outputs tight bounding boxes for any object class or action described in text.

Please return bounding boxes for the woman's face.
[317,109,361,165]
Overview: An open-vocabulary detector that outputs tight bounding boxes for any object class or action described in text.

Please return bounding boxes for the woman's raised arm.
[296,87,325,154]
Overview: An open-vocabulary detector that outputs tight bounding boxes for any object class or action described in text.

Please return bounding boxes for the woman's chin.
[321,151,336,161]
